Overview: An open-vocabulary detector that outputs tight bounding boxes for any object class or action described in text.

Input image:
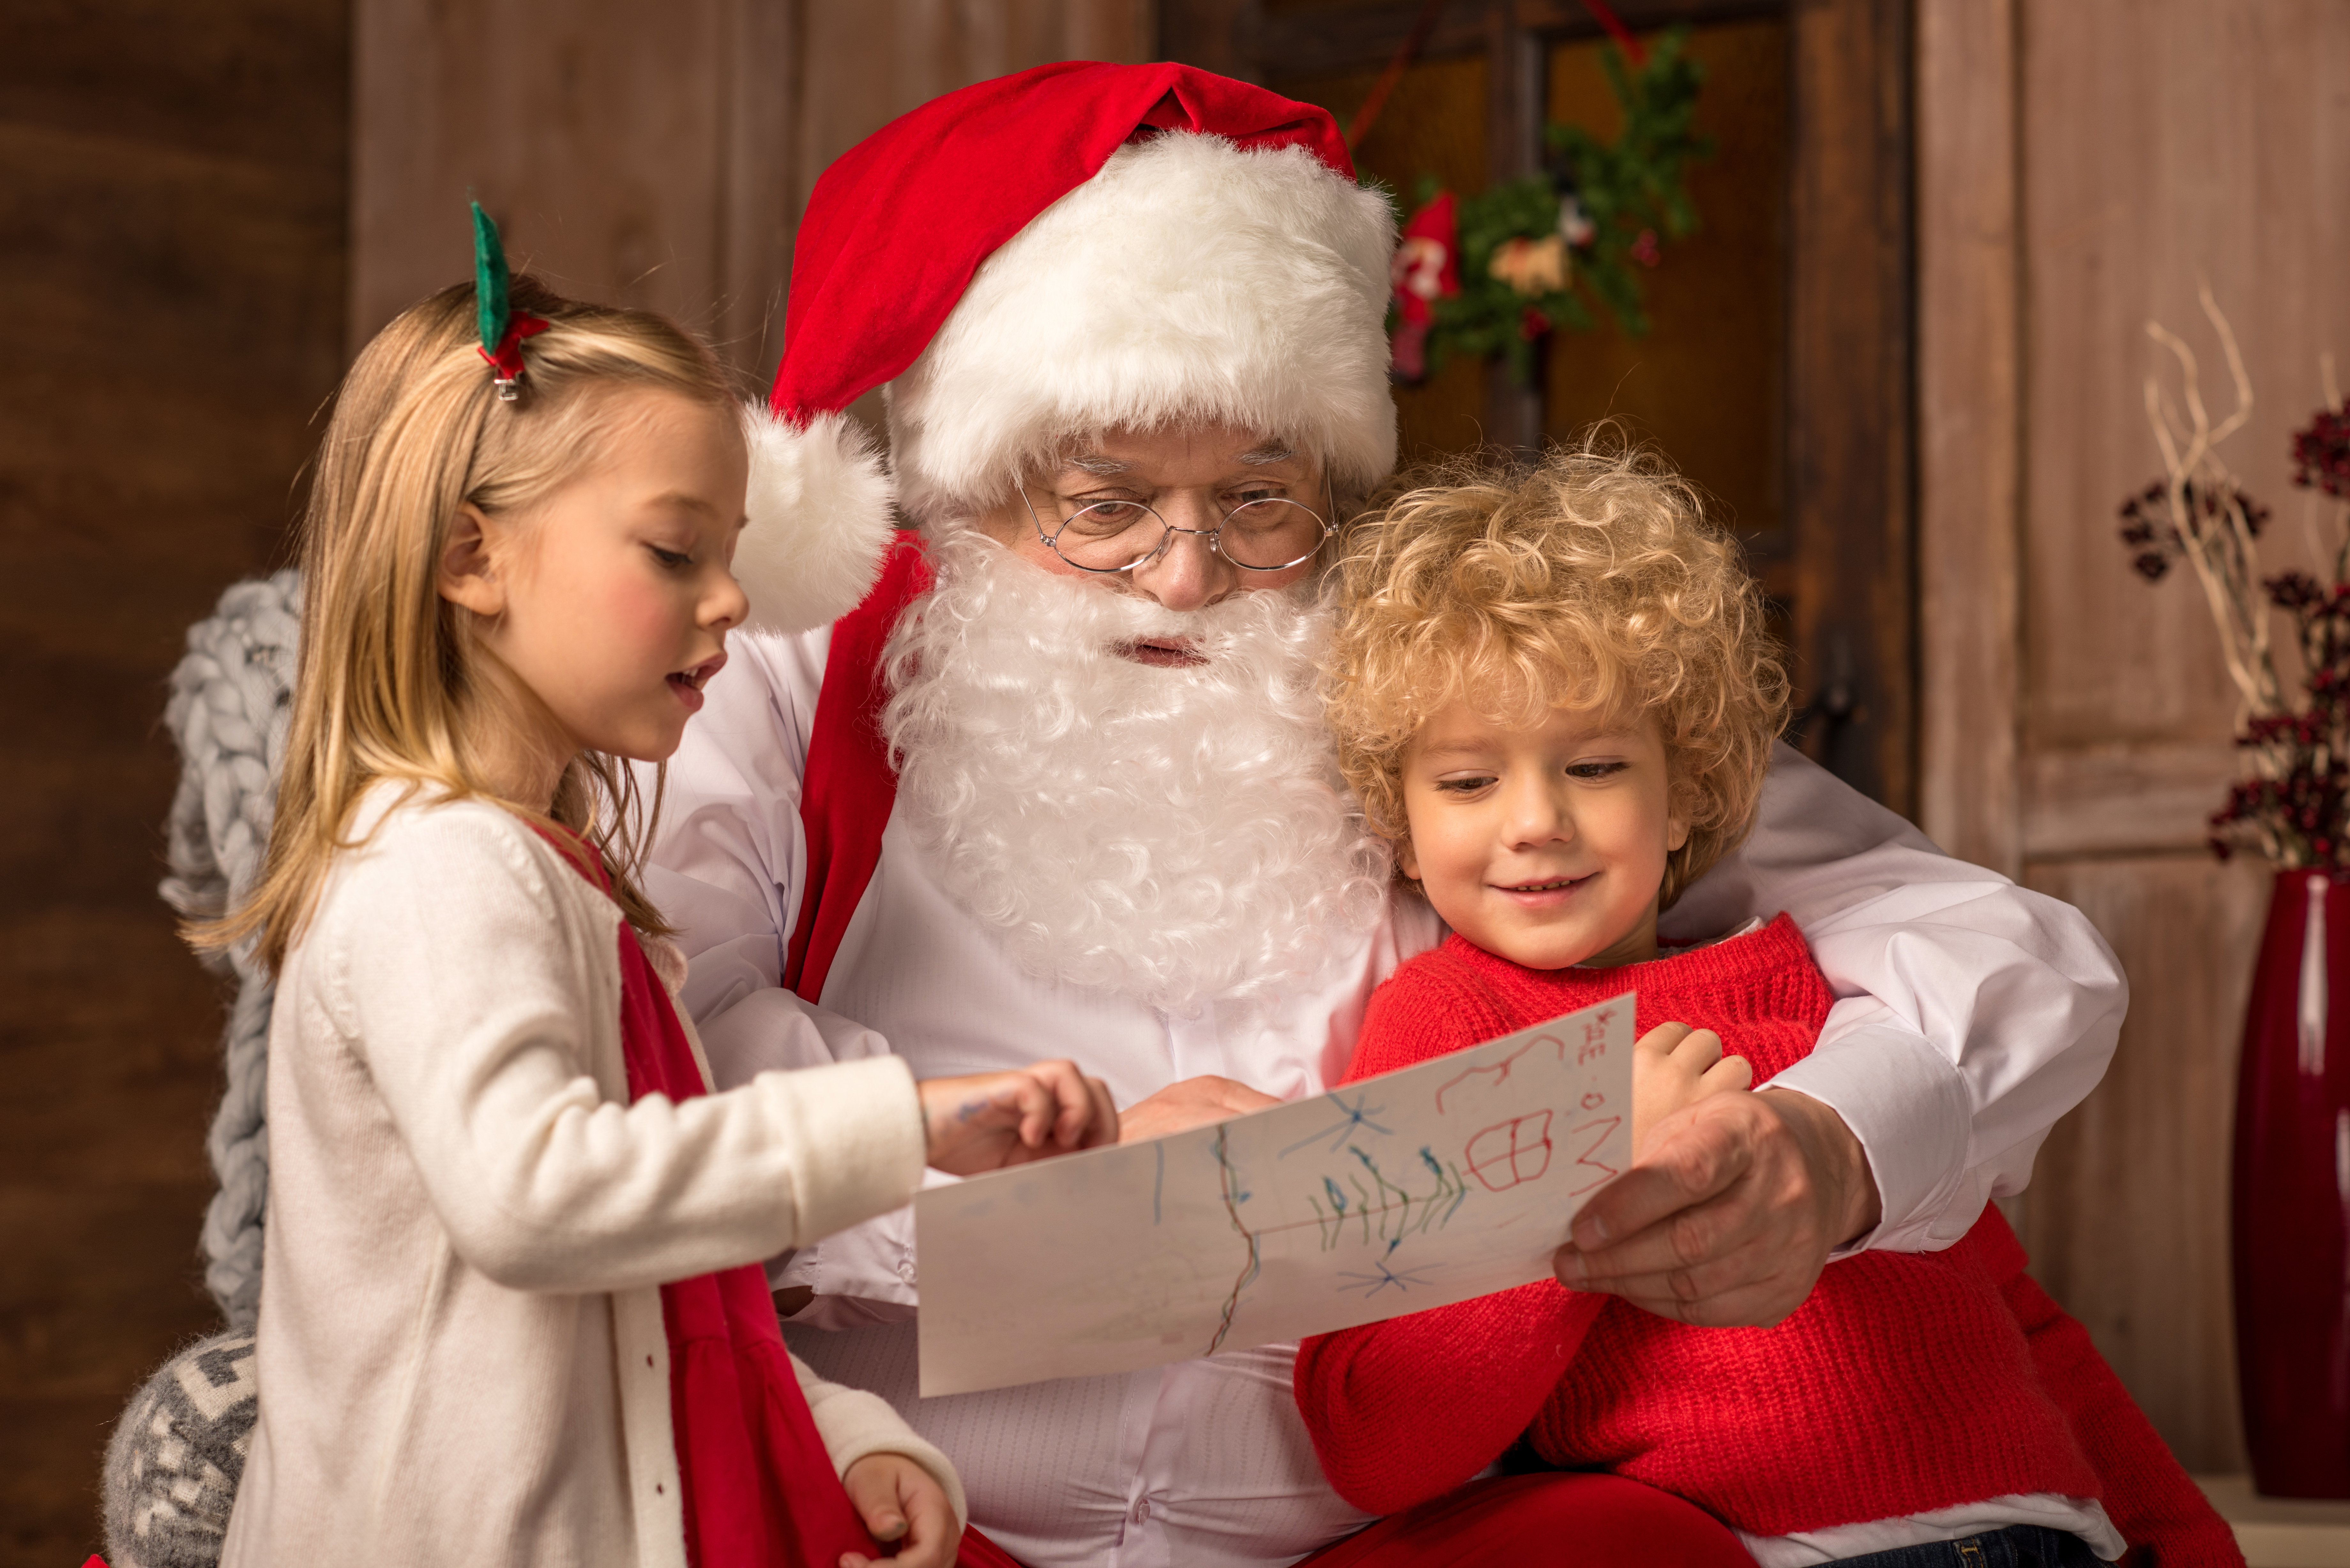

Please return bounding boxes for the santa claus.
[650,63,2125,1568]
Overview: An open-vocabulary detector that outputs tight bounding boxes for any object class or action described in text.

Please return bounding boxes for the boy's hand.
[1631,1021,1751,1155]
[918,1061,1118,1175]
[840,1451,960,1568]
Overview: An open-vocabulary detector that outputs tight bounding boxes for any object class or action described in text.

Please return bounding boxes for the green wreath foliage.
[1419,30,1710,384]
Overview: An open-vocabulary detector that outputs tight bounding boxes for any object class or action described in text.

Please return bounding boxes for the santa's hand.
[1117,1074,1281,1143]
[1631,1021,1751,1155]
[1553,1087,1880,1328]
[840,1451,960,1568]
[918,1060,1118,1175]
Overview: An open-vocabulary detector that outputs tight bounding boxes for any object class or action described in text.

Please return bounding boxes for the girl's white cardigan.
[220,787,961,1567]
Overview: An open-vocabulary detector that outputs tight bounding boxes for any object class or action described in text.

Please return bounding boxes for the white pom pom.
[735,404,897,634]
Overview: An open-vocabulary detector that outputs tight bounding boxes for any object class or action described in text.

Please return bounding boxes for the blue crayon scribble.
[1305,1143,1470,1249]
[1335,1255,1443,1298]
[1277,1092,1396,1159]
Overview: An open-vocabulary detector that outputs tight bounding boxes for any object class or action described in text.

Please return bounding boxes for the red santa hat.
[734,61,1400,633]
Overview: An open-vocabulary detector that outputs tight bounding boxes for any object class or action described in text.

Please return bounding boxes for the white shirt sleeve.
[646,630,929,1311]
[1660,743,2127,1252]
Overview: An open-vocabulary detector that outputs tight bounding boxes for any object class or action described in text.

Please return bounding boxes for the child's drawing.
[915,992,1634,1397]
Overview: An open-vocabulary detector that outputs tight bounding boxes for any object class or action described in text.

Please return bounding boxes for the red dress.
[1294,918,2240,1565]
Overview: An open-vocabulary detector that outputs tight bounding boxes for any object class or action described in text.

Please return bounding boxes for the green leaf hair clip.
[472,200,547,401]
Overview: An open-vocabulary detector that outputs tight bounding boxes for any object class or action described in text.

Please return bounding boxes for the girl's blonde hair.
[199,275,740,972]
[1325,441,1790,909]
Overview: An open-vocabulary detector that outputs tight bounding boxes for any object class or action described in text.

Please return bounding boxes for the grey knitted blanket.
[159,570,299,1327]
[106,572,297,1567]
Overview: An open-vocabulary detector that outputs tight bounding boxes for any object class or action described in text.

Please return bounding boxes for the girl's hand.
[1631,1021,1751,1156]
[840,1451,960,1568]
[918,1061,1118,1174]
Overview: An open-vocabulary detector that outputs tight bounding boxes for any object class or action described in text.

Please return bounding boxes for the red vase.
[2234,868,2350,1496]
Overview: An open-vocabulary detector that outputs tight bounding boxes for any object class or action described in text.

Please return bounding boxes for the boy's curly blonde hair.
[1325,442,1790,909]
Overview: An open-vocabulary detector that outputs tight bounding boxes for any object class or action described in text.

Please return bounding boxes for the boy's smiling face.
[1398,699,1689,971]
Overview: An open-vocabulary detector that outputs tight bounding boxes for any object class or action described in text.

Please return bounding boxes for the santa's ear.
[733,403,897,634]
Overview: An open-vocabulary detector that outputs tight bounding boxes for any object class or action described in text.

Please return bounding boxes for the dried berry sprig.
[2118,290,2350,870]
[2293,407,2350,501]
[2118,478,2269,582]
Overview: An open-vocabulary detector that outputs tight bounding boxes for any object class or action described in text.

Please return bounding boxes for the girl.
[206,274,1114,1568]
[1294,449,2239,1566]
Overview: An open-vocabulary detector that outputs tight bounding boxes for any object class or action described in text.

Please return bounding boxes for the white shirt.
[646,627,2131,1568]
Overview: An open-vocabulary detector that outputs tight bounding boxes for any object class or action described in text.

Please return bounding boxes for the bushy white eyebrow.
[1057,443,1295,477]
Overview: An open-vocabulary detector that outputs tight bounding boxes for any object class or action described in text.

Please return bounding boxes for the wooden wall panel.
[1922,0,2350,1469]
[354,0,1154,392]
[351,0,798,376]
[0,2,347,1560]
[2017,855,2270,1473]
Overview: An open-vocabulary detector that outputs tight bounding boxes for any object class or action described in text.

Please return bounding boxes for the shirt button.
[1132,1499,1150,1524]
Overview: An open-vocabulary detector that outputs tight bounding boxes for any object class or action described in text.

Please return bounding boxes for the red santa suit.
[650,62,2132,1568]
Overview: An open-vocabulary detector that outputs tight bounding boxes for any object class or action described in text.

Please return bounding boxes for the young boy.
[1295,450,2239,1567]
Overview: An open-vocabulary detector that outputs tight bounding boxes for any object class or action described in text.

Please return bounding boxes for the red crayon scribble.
[1578,1007,1617,1065]
[1465,1112,1555,1192]
[1436,1037,1537,1114]
[1566,1116,1623,1195]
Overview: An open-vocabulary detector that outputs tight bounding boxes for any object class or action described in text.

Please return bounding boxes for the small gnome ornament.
[1389,191,1460,382]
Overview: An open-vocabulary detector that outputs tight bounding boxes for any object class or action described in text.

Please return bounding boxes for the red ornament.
[1389,191,1460,381]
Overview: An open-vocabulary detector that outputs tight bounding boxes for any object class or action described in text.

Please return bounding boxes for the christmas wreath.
[1389,29,1709,385]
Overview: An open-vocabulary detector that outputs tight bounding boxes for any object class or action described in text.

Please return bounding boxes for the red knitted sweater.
[1294,918,2240,1565]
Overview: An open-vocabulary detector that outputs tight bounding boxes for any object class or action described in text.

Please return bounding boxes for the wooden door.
[1921,0,2350,1469]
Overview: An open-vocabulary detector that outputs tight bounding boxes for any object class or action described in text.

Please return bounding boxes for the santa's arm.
[644,632,929,1316]
[1660,743,2127,1254]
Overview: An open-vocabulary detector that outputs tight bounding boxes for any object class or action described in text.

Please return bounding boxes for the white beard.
[880,530,1392,1016]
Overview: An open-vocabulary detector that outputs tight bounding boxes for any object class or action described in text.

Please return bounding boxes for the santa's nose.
[1126,527,1230,611]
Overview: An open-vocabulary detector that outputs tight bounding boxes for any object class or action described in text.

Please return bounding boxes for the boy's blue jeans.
[1831,1524,2107,1567]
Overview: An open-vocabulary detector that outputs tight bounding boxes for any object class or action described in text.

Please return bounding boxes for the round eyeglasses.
[1022,476,1336,575]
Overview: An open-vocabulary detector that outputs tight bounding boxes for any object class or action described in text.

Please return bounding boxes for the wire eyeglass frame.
[1020,467,1338,575]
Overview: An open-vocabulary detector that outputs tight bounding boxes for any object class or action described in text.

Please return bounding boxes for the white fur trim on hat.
[735,405,897,633]
[886,132,1399,525]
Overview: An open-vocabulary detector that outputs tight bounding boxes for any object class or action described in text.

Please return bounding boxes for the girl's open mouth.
[667,652,727,712]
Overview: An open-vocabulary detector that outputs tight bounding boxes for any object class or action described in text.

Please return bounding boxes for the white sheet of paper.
[916,992,1634,1396]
